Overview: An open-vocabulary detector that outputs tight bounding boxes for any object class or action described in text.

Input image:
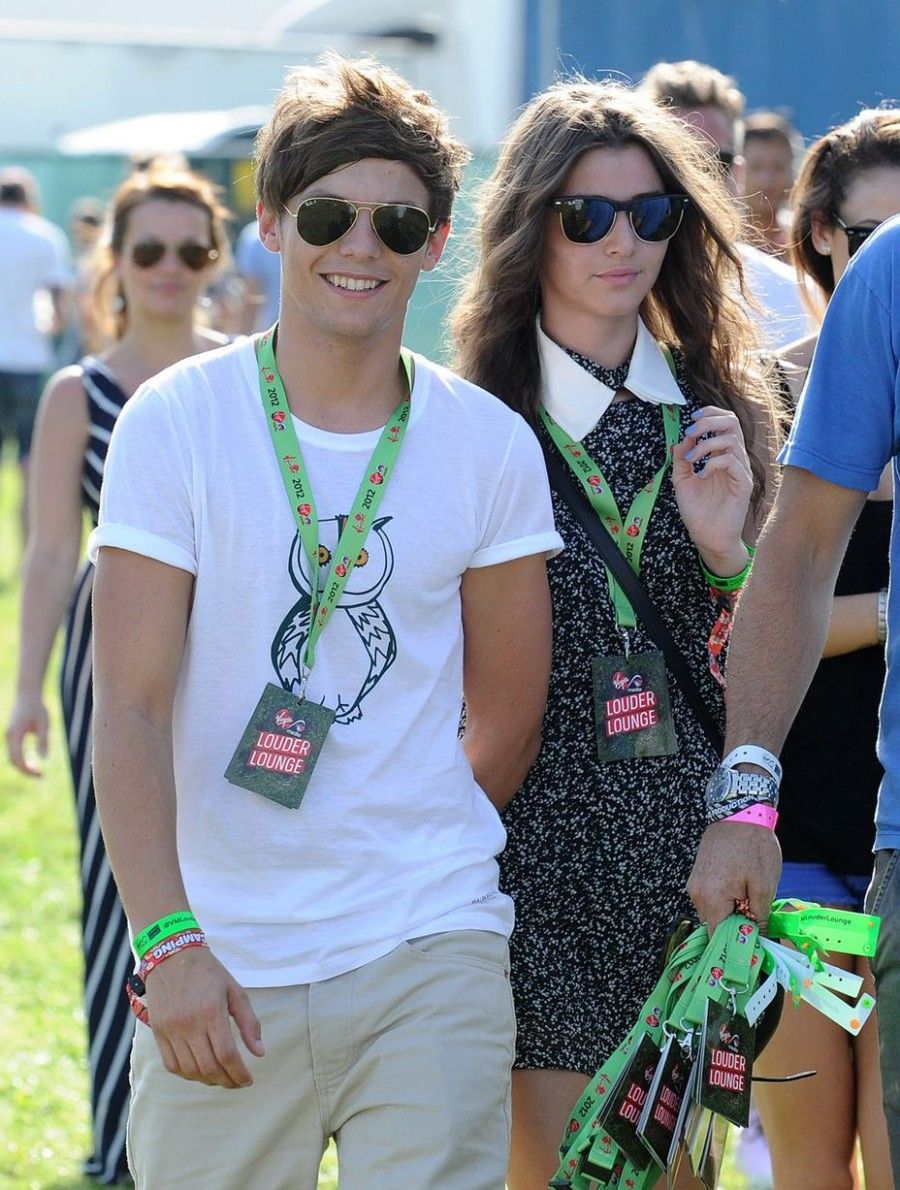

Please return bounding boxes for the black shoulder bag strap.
[543,444,724,753]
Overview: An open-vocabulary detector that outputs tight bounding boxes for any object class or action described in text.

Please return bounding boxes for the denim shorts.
[776,861,871,911]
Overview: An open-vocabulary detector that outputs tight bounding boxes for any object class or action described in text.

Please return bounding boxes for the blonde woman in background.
[6,167,229,1184]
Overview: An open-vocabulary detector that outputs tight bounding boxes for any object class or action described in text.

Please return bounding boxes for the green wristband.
[702,542,753,593]
[133,911,200,959]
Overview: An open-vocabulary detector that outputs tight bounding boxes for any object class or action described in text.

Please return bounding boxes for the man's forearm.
[93,702,190,932]
[464,714,541,811]
[687,471,867,929]
[723,487,863,757]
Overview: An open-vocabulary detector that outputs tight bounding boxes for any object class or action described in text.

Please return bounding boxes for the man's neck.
[273,319,408,433]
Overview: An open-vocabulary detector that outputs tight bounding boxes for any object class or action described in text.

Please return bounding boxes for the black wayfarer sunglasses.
[548,194,689,245]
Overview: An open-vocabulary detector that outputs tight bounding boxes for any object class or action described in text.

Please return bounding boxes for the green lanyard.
[540,401,681,635]
[256,327,412,685]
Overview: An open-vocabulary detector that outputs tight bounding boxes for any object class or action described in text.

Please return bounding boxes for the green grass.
[0,462,750,1189]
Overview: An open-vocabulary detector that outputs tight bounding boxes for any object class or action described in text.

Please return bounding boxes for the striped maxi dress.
[60,358,133,1184]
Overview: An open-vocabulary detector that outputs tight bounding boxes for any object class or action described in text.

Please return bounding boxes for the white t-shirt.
[90,339,562,986]
[738,241,812,351]
[0,208,73,371]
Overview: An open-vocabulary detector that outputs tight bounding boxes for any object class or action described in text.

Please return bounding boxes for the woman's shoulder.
[28,367,90,453]
[39,366,90,416]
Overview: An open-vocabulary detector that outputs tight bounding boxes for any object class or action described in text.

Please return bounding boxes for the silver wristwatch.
[704,765,780,823]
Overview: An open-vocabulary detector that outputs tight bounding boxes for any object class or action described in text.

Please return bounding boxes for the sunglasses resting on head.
[284,197,438,256]
[548,194,689,244]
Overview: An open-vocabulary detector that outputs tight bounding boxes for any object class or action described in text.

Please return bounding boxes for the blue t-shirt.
[781,214,900,852]
[235,221,281,333]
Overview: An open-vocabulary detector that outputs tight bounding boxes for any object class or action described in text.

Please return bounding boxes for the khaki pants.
[128,930,516,1188]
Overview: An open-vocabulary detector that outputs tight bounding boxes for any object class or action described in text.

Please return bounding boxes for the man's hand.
[145,947,264,1089]
[686,821,782,932]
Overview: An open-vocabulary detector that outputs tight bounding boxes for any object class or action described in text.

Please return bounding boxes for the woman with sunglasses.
[6,165,228,1185]
[453,79,782,1188]
[749,109,900,1190]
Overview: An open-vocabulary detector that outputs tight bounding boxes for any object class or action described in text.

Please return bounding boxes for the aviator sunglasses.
[130,240,219,271]
[287,197,437,255]
[549,194,690,245]
[833,214,882,258]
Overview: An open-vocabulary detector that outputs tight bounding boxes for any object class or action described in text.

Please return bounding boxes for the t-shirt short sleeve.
[88,386,197,573]
[468,416,563,568]
[780,224,900,491]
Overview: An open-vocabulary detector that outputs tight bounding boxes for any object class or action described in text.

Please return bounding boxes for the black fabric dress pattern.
[60,357,133,1183]
[499,348,724,1074]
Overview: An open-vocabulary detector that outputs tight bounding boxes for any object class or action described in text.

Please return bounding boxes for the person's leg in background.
[508,1069,591,1190]
[754,953,859,1189]
[11,369,43,544]
[853,956,893,1188]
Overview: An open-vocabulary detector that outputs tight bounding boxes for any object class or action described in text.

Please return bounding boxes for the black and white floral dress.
[499,349,726,1074]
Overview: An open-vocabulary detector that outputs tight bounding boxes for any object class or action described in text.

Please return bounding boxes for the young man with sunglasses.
[688,215,900,1184]
[88,54,561,1188]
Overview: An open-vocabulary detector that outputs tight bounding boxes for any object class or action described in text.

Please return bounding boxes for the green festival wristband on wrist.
[133,911,200,959]
[701,541,754,593]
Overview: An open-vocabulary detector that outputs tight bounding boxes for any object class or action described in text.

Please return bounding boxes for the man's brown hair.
[641,60,745,125]
[744,111,799,158]
[255,53,470,225]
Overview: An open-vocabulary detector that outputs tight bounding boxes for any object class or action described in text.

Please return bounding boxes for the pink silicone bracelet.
[724,803,778,830]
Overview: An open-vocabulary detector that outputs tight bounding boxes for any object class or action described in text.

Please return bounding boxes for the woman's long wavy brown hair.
[451,78,782,516]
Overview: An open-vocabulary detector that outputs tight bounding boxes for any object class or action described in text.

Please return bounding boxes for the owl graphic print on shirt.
[271,514,397,724]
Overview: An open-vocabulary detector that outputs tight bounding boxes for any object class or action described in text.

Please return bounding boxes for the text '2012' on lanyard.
[223,327,413,810]
[540,402,680,633]
[258,325,412,684]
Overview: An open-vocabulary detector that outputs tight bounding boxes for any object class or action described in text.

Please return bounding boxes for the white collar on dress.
[538,315,686,440]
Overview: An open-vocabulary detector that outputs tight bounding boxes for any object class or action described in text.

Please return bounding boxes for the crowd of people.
[3,50,899,1190]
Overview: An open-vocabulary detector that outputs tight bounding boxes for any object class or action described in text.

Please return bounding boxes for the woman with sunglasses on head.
[453,78,782,1189]
[749,109,900,1190]
[6,165,228,1185]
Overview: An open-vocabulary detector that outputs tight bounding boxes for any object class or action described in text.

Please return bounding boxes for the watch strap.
[707,769,780,823]
[722,744,783,784]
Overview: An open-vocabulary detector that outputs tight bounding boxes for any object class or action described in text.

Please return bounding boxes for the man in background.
[235,217,280,333]
[742,112,800,257]
[641,60,810,350]
[0,167,73,539]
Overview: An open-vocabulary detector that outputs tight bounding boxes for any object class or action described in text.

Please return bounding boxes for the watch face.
[705,767,732,807]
